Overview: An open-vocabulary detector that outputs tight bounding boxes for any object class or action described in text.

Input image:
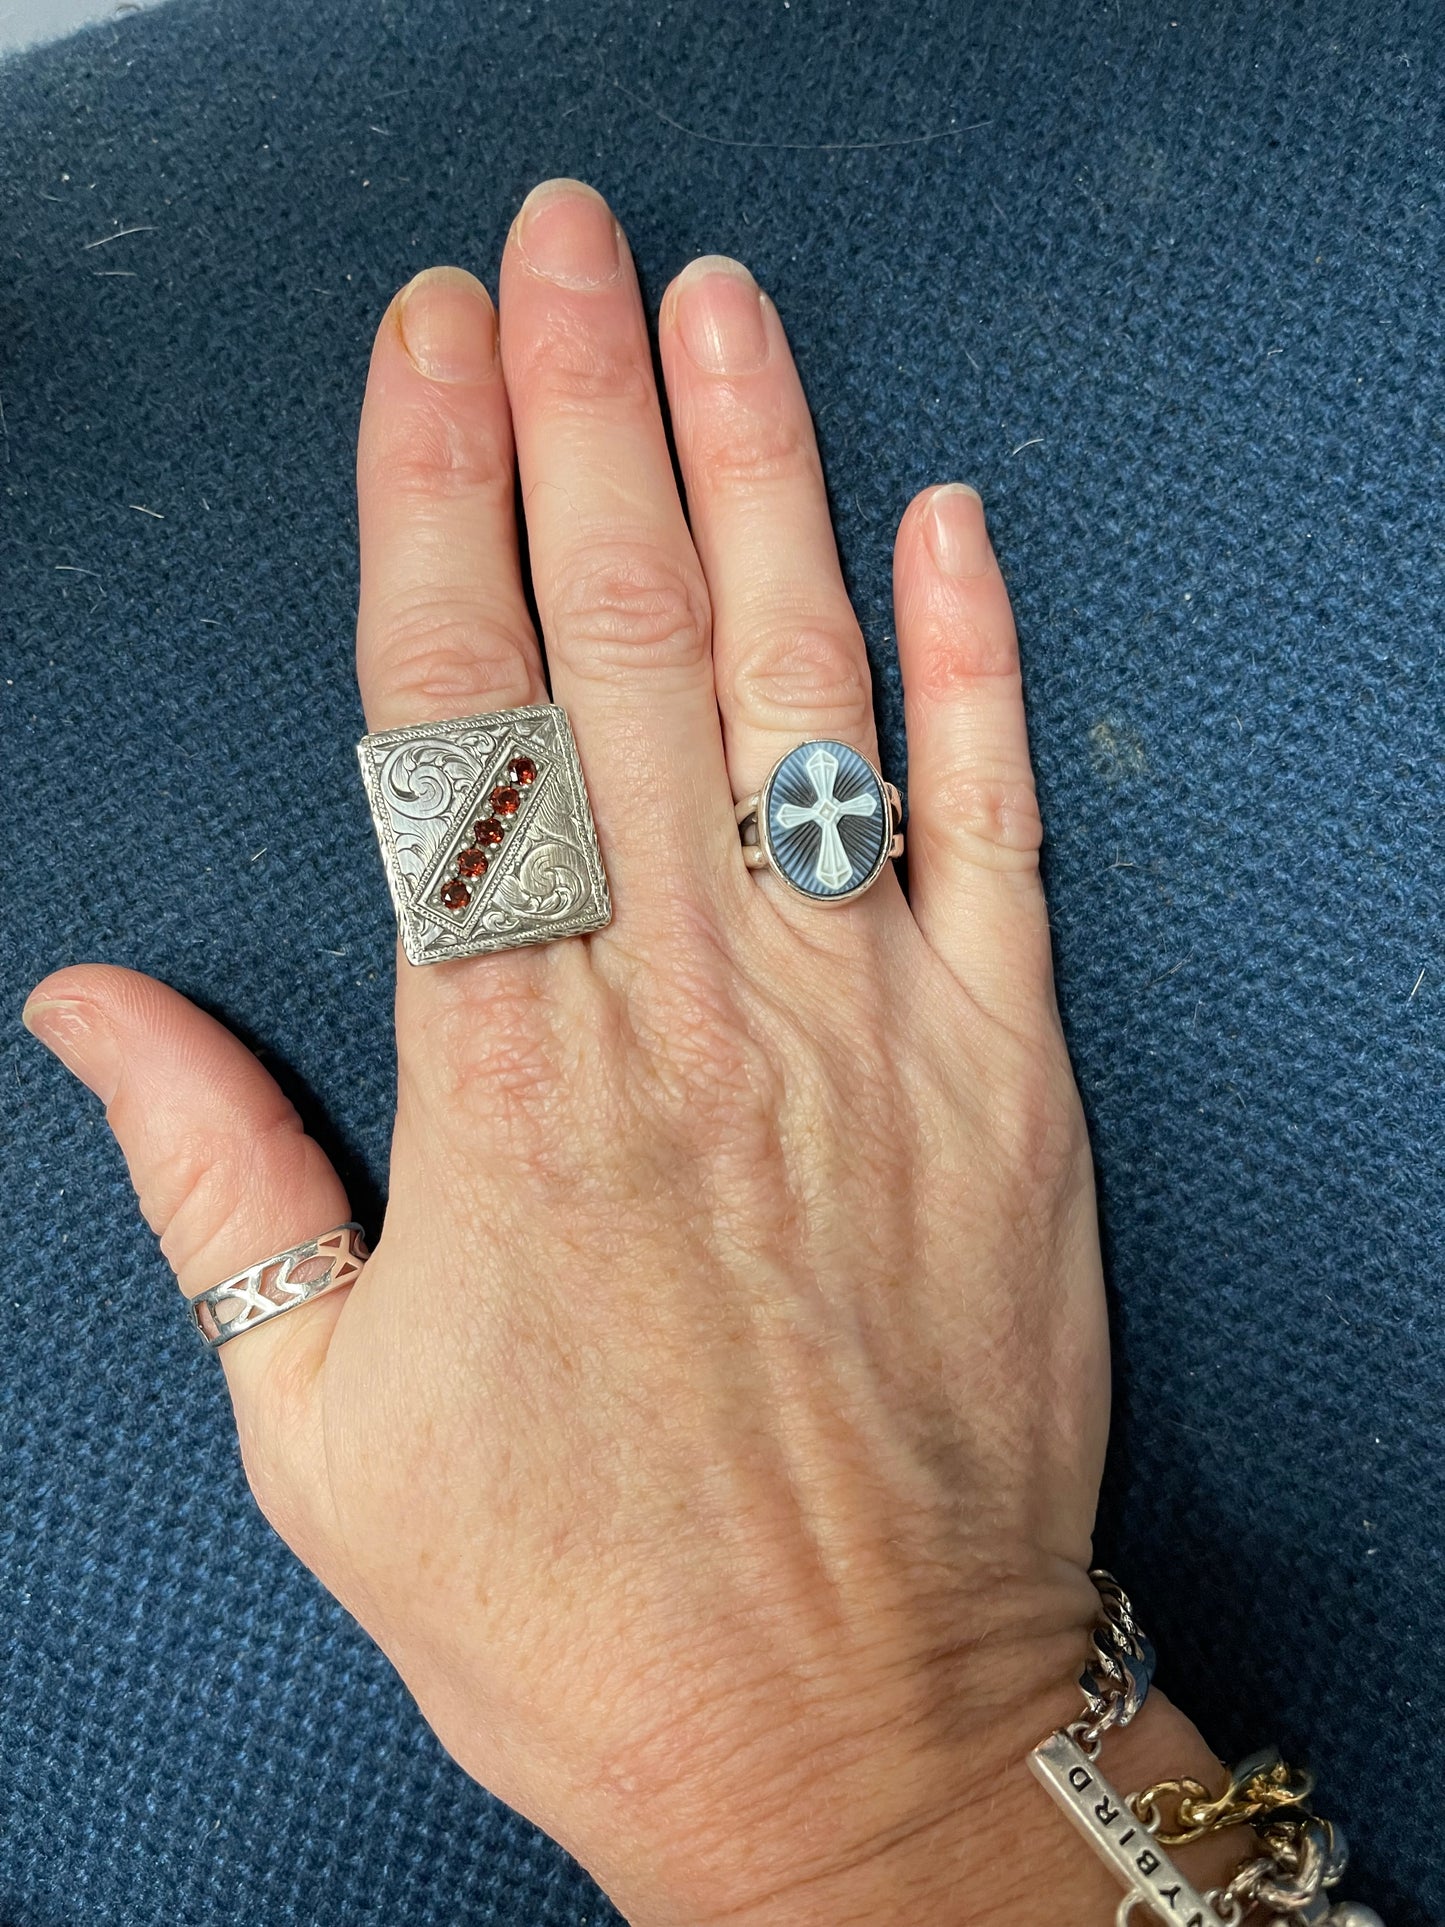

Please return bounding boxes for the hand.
[24,180,1234,1925]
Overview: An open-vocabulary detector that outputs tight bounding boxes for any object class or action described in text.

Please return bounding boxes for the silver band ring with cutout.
[188,1223,369,1349]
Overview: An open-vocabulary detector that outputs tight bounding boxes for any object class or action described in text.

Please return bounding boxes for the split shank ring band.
[737,739,903,905]
[188,1223,369,1349]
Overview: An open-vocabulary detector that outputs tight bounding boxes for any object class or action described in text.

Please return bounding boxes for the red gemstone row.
[438,756,536,910]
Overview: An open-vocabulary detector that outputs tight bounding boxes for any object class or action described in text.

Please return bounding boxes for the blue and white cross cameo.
[745,739,900,904]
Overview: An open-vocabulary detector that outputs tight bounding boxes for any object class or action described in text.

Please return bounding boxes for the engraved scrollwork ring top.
[356,703,611,964]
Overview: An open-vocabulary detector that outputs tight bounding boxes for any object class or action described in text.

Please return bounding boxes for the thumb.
[22,962,356,1542]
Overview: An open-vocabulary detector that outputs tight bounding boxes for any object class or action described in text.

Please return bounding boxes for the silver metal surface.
[1222,1813,1377,1925]
[1037,1574,1382,1927]
[357,704,611,965]
[187,1223,368,1348]
[1029,1730,1229,1927]
[1079,1566,1157,1738]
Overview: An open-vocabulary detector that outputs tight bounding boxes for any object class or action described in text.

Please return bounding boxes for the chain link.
[1219,1812,1347,1915]
[1076,1567,1157,1742]
[1132,1746,1315,1846]
[1066,1573,1384,1924]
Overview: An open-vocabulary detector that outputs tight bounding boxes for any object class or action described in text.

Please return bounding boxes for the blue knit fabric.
[2,2,1440,1922]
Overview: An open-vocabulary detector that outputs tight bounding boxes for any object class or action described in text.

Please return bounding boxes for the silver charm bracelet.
[1028,1571,1384,1926]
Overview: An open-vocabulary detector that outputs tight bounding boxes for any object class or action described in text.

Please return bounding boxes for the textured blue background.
[2,1,1440,1921]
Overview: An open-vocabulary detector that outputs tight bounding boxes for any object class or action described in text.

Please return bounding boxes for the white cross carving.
[775,746,878,889]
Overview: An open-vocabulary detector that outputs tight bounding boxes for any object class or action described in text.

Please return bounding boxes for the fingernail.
[516,180,621,289]
[924,484,992,579]
[673,257,769,375]
[21,999,122,1103]
[398,267,497,382]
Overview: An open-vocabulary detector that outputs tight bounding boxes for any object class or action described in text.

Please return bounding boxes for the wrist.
[617,1613,1247,1927]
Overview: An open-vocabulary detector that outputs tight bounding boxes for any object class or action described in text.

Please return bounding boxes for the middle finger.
[499,181,732,906]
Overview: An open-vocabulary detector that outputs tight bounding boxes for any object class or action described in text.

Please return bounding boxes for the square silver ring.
[357,704,611,965]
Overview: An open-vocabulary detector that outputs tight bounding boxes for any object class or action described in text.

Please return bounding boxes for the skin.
[23,181,1247,1923]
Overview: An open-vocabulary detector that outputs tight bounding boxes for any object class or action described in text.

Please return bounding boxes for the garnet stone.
[439,879,470,910]
[491,783,521,816]
[509,755,537,787]
[473,816,505,846]
[456,847,489,879]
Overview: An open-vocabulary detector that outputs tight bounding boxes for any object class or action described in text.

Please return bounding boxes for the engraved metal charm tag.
[357,704,611,965]
[1028,1730,1225,1926]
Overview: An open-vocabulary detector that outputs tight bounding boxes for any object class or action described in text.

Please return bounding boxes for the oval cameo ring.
[736,740,903,905]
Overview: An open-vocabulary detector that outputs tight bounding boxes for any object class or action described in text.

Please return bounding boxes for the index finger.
[356,265,546,732]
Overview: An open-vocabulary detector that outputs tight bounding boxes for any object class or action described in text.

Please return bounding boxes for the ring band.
[357,703,611,965]
[187,1223,369,1349]
[737,739,903,905]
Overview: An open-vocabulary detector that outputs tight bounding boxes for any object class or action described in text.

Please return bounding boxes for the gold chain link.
[1131,1747,1315,1846]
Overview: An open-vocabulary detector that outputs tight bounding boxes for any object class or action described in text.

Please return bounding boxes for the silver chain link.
[1065,1573,1384,1925]
[1067,1567,1157,1754]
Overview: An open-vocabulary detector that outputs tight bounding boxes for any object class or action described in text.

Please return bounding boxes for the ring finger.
[658,256,897,913]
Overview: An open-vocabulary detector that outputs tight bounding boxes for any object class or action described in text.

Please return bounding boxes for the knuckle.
[147,1112,339,1297]
[513,312,654,415]
[146,1116,291,1282]
[362,392,512,502]
[696,395,818,491]
[928,766,1044,873]
[911,613,1020,695]
[992,1049,1091,1201]
[367,601,536,711]
[550,543,711,681]
[601,913,786,1167]
[138,1134,219,1256]
[405,966,631,1199]
[731,620,873,733]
